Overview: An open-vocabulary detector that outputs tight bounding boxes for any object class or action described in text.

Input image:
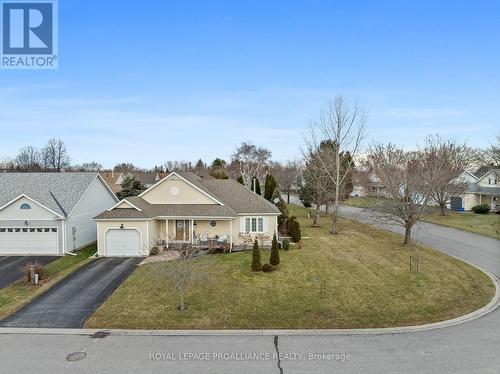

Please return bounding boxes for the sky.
[0,0,499,169]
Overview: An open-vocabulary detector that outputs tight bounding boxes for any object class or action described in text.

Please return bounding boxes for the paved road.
[0,256,59,289]
[0,204,498,373]
[0,257,141,328]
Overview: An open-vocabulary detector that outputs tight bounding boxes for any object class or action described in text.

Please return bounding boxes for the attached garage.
[105,229,141,257]
[0,226,59,255]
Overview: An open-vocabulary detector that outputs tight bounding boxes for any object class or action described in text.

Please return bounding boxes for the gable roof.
[127,171,167,186]
[474,166,500,180]
[138,171,225,205]
[96,172,280,219]
[99,172,124,193]
[0,172,112,217]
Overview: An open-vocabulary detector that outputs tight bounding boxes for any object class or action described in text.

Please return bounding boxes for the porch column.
[480,194,482,204]
[191,219,194,244]
[166,219,169,249]
[229,220,233,252]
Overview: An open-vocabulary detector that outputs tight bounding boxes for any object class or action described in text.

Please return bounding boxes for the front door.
[175,220,190,241]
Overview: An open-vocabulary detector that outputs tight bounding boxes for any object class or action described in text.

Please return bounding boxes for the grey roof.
[95,172,280,219]
[0,172,102,217]
[466,183,500,196]
[201,178,281,214]
[474,166,500,179]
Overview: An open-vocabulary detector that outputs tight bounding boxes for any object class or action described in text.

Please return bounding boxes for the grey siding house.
[0,173,118,255]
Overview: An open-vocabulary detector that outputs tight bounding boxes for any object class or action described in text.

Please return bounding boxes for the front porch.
[154,218,235,251]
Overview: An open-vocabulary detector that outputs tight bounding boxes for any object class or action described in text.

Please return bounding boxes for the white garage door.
[0,227,59,255]
[105,229,141,257]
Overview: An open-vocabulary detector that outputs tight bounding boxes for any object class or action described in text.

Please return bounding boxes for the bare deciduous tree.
[165,242,211,311]
[300,145,332,226]
[274,160,300,204]
[42,138,70,171]
[81,161,103,172]
[366,143,441,245]
[480,133,500,167]
[164,160,191,172]
[232,142,271,187]
[304,96,366,234]
[425,136,474,215]
[16,146,42,171]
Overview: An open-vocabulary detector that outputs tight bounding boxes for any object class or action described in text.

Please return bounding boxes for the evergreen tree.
[291,221,302,243]
[272,188,289,233]
[117,175,145,199]
[237,175,245,185]
[251,239,262,271]
[251,176,261,195]
[269,233,280,266]
[264,174,277,201]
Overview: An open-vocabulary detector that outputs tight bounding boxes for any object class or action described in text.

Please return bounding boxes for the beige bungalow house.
[95,172,281,256]
[450,167,500,211]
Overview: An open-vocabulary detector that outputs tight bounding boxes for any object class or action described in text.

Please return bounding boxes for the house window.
[244,217,265,233]
[209,220,217,227]
[20,203,31,210]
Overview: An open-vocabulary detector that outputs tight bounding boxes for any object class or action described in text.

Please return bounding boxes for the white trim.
[67,174,119,217]
[138,172,225,206]
[166,219,169,249]
[236,213,280,216]
[146,220,150,250]
[104,227,143,257]
[0,194,65,218]
[191,219,194,244]
[107,199,143,212]
[154,216,235,220]
[61,219,66,254]
[229,220,233,251]
[459,170,479,181]
[94,218,150,221]
[477,170,498,183]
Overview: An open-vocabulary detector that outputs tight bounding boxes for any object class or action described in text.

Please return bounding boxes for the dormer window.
[20,203,31,210]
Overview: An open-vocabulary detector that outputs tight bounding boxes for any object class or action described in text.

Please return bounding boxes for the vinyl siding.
[66,177,117,251]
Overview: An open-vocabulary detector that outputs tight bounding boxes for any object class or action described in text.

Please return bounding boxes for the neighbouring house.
[100,170,167,194]
[450,167,500,211]
[0,173,118,255]
[95,172,281,257]
[350,170,387,198]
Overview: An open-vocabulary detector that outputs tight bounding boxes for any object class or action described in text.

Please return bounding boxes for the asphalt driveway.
[0,256,59,289]
[0,257,142,328]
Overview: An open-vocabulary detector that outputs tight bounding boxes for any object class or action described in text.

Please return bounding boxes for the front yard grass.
[0,244,96,320]
[344,197,500,239]
[423,212,500,240]
[85,207,495,330]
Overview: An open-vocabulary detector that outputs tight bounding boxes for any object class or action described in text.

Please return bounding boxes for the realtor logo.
[1,0,58,69]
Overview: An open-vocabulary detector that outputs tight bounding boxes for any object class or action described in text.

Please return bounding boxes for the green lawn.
[343,197,385,210]
[423,212,500,240]
[0,244,96,320]
[344,197,500,239]
[85,207,495,330]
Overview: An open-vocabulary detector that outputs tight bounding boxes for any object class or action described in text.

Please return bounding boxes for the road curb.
[0,264,498,337]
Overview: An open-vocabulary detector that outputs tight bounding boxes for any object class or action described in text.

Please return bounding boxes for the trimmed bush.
[262,263,276,272]
[291,221,302,243]
[282,239,290,251]
[269,233,280,266]
[472,204,490,214]
[150,247,159,256]
[251,240,262,271]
